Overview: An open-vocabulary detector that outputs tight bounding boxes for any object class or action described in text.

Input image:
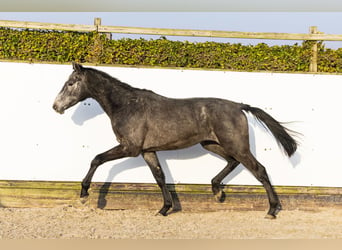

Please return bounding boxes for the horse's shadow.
[71,99,104,126]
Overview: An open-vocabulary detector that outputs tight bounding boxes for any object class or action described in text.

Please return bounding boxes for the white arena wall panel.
[0,61,341,187]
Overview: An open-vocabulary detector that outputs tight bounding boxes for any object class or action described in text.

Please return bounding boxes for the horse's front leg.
[81,144,139,199]
[142,151,173,216]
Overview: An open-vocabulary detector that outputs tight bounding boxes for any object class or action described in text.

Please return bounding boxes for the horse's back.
[140,95,248,151]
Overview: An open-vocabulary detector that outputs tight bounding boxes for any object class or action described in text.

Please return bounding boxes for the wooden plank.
[2,19,342,41]
[0,20,96,32]
[98,25,342,41]
[1,180,342,211]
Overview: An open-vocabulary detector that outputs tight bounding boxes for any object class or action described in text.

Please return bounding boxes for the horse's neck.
[89,78,137,116]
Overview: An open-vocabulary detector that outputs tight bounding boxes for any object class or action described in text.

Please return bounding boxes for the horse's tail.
[241,104,298,157]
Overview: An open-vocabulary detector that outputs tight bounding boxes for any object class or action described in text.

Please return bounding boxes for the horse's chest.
[111,116,146,145]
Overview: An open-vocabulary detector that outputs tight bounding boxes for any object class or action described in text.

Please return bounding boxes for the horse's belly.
[142,128,217,152]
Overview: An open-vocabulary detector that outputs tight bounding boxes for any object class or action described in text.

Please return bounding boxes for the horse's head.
[53,62,90,114]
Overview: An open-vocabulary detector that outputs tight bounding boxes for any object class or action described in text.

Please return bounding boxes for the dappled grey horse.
[53,63,298,219]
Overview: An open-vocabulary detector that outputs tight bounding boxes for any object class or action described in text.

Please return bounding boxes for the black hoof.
[155,211,168,216]
[265,204,282,219]
[156,205,172,216]
[80,191,89,198]
[80,183,90,198]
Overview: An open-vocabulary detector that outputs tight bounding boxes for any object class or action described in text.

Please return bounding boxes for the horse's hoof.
[80,196,89,204]
[214,190,225,203]
[155,211,168,216]
[156,205,171,216]
[264,214,277,220]
[80,189,90,198]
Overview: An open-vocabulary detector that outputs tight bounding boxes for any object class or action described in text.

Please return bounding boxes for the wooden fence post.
[94,17,112,39]
[309,26,318,73]
[94,17,101,32]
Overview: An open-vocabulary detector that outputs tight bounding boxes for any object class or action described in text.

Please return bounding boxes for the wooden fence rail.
[1,18,342,72]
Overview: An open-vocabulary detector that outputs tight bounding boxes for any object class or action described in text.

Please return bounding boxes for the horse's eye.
[68,80,79,87]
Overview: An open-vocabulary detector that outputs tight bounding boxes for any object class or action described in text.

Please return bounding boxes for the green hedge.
[1,27,342,72]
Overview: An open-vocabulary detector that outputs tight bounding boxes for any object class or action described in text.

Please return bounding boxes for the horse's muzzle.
[52,103,65,114]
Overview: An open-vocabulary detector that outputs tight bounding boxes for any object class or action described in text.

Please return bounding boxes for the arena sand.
[0,206,341,239]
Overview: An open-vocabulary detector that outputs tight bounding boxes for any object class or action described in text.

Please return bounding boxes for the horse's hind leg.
[201,142,240,202]
[237,153,282,219]
[211,158,240,202]
[142,151,173,216]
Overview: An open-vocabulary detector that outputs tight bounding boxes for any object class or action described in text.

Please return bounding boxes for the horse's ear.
[72,62,83,72]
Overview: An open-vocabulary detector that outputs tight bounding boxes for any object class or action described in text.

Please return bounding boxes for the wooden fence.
[1,17,342,72]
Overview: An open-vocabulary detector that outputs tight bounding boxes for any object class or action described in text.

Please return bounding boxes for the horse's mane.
[86,67,138,92]
[85,67,157,97]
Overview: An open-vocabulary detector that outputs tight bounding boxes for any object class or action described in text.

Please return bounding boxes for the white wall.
[0,61,341,187]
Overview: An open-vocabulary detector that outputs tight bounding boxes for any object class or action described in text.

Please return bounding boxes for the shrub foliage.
[1,28,341,72]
